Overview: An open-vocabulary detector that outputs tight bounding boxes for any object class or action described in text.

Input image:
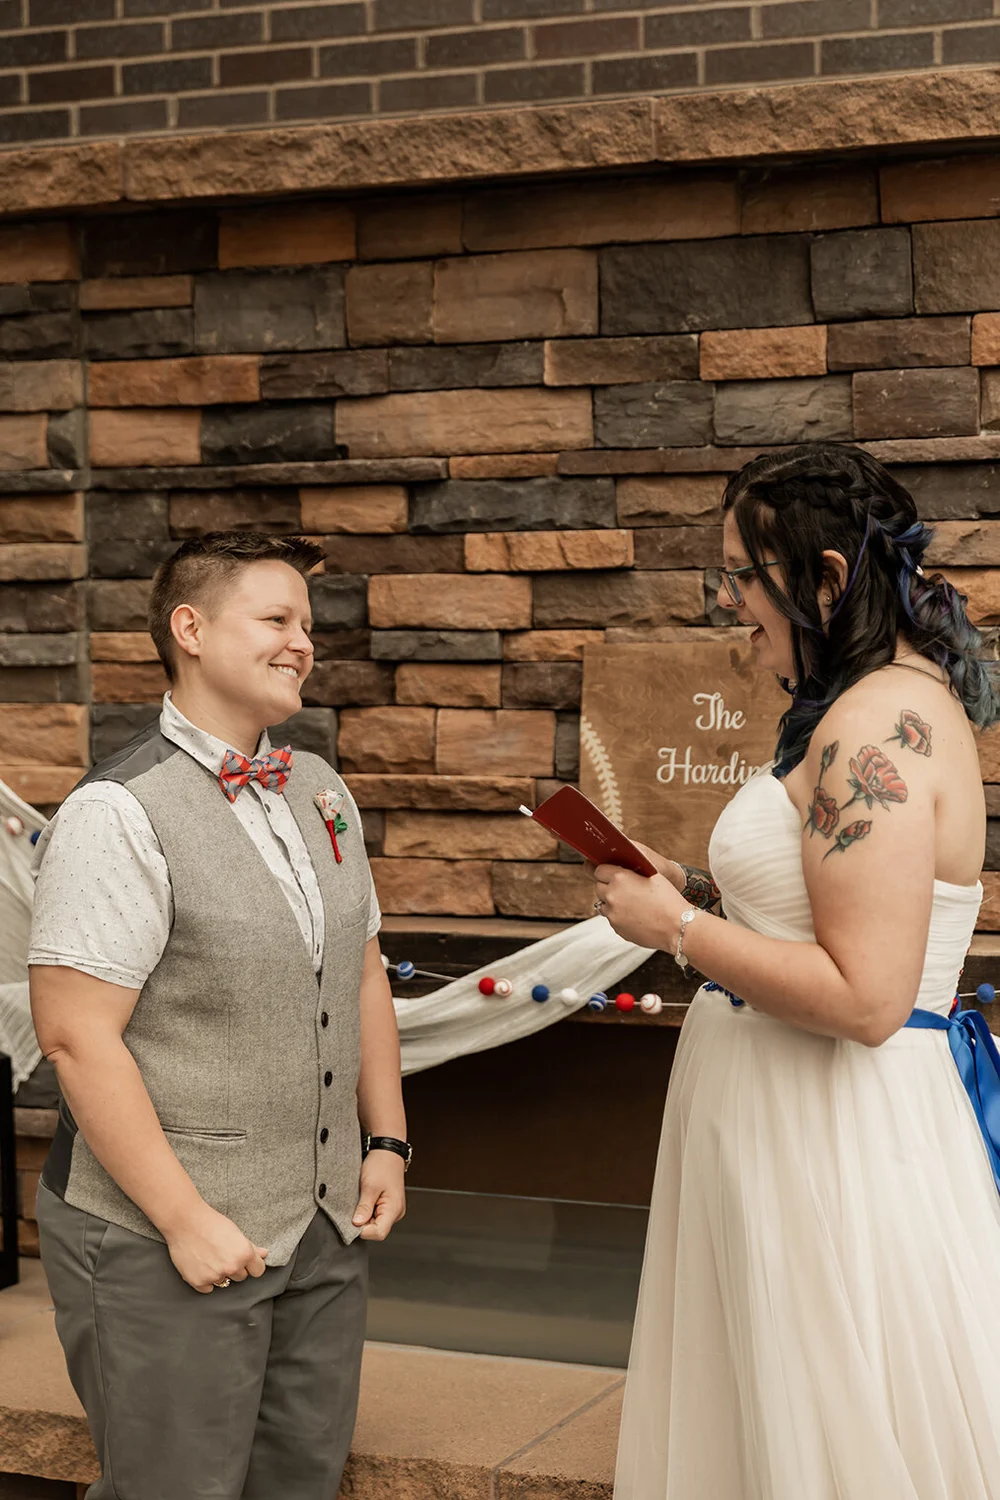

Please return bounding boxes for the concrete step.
[0,1260,622,1499]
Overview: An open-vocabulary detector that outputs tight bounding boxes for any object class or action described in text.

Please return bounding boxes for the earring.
[823,594,832,605]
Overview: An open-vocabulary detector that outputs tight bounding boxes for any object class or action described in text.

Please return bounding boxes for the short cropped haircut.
[148,531,324,680]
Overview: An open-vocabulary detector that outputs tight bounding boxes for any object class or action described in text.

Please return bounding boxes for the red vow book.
[520,786,658,877]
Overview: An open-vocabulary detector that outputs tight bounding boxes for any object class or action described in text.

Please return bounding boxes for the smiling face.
[174,558,315,731]
[719,509,797,680]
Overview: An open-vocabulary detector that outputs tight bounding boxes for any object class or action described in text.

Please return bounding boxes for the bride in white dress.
[595,444,1000,1500]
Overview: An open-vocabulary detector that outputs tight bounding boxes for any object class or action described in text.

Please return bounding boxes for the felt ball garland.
[379,957,668,1017]
[958,983,997,1006]
[378,951,1000,1031]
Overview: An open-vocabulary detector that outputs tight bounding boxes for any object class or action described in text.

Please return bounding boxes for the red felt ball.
[615,992,636,1013]
[478,977,496,995]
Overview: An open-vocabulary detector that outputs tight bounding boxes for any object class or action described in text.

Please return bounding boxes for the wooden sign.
[579,641,789,871]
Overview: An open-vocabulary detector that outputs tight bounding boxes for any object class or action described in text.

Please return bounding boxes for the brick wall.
[1,0,1000,147]
[3,154,1000,926]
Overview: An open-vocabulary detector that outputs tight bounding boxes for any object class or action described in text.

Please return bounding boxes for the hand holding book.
[522,787,722,914]
[520,786,658,877]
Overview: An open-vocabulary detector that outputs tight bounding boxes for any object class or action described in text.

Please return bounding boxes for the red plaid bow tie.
[218,745,293,803]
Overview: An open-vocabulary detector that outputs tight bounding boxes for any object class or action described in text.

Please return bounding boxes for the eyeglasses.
[719,560,781,608]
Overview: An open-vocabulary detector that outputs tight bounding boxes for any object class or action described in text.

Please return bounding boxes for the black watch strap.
[362,1133,412,1171]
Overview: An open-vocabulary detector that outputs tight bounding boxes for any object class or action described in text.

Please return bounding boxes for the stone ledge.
[0,462,452,494]
[95,460,447,491]
[3,70,1000,218]
[654,69,1000,165]
[13,433,1000,501]
[0,472,81,496]
[558,436,1000,476]
[0,1259,623,1498]
[12,1109,57,1140]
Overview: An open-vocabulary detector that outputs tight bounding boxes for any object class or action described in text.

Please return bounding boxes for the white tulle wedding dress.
[615,768,1000,1500]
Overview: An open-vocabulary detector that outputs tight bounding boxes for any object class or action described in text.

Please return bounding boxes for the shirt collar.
[159,693,272,778]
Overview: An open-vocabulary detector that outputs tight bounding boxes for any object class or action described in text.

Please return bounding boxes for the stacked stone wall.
[1,0,1000,147]
[3,155,1000,925]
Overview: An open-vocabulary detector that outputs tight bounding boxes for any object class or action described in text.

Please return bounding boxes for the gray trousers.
[36,1182,368,1500]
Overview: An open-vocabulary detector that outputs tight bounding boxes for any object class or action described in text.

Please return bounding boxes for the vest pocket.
[338,897,369,929]
[160,1126,247,1218]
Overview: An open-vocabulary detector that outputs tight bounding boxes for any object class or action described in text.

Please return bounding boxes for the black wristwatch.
[362,1132,412,1172]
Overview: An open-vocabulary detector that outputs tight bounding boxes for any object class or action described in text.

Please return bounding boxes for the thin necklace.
[885,656,947,684]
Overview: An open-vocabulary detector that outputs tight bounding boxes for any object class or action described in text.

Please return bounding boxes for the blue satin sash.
[704,982,1000,1196]
[904,1007,1000,1196]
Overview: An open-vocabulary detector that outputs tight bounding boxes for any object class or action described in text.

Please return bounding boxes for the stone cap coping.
[559,437,1000,477]
[1,1256,624,1495]
[382,921,1000,957]
[381,914,570,939]
[4,67,1000,220]
[8,435,1000,500]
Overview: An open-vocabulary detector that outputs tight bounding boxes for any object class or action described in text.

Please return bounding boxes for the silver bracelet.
[674,908,701,970]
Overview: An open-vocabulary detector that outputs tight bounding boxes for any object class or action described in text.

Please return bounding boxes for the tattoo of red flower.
[823,818,873,860]
[886,708,932,757]
[805,787,839,838]
[681,867,722,911]
[844,746,908,812]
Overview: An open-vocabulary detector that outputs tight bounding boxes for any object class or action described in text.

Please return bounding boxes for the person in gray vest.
[29,531,410,1500]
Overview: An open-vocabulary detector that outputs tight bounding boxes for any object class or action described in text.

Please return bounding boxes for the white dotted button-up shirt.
[29,693,380,989]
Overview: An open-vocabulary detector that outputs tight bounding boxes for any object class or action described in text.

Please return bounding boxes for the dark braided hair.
[722,443,999,776]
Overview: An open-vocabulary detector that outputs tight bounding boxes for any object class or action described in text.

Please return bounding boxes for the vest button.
[321,1012,329,1027]
[318,1183,327,1199]
[320,1128,329,1144]
[324,1070,333,1087]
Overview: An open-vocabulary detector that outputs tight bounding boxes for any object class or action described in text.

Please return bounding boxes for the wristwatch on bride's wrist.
[674,908,702,970]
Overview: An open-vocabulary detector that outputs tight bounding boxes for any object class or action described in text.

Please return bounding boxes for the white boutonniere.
[314,789,348,863]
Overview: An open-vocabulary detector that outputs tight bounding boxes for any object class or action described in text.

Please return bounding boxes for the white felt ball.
[380,953,391,969]
[640,992,663,1015]
[4,815,23,837]
[493,978,513,998]
[559,987,580,1005]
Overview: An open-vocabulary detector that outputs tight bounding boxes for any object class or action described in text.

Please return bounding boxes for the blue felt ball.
[30,830,40,845]
[978,982,996,1005]
[531,984,550,1003]
[396,960,416,981]
[587,991,608,1012]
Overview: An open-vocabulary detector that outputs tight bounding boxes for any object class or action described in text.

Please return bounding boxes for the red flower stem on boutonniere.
[325,820,343,862]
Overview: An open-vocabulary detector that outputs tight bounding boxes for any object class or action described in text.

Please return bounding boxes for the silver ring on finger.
[212,1278,232,1289]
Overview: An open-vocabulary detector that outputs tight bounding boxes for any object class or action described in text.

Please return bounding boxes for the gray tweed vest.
[42,724,370,1265]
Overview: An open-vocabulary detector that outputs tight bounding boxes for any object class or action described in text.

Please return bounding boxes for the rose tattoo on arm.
[886,708,932,757]
[805,740,840,839]
[804,722,922,861]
